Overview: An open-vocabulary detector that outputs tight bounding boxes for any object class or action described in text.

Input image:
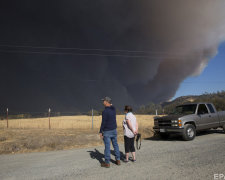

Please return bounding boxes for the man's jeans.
[103,129,120,164]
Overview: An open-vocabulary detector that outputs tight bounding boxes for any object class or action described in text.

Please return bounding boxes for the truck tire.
[182,124,196,141]
[159,133,170,139]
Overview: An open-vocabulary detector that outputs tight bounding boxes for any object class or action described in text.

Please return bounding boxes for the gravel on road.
[0,131,225,180]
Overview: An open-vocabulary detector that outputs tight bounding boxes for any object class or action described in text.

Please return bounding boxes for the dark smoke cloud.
[0,0,225,112]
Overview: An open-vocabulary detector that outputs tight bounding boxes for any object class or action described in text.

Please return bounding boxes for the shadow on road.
[196,128,224,136]
[145,129,224,141]
[87,149,104,164]
[87,149,125,164]
[145,134,183,141]
[110,150,125,162]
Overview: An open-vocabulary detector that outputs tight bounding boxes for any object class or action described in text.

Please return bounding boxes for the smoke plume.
[0,0,225,111]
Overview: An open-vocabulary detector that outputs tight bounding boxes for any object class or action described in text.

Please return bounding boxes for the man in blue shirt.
[99,97,121,168]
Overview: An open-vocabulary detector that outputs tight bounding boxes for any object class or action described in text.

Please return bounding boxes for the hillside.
[137,91,225,114]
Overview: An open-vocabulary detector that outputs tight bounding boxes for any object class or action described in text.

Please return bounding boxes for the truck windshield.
[171,104,197,115]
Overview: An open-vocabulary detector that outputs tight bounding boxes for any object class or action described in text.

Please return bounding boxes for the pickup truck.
[153,103,225,140]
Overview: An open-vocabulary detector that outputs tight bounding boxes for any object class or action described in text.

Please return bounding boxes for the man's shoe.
[101,162,110,168]
[116,160,121,166]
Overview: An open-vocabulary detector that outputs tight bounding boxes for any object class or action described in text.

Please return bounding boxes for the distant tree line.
[136,102,164,115]
[136,91,225,115]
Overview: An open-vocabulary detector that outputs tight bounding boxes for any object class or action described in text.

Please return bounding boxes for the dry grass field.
[0,115,155,129]
[0,115,157,154]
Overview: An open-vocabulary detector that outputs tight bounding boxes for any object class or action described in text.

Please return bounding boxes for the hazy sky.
[0,1,225,112]
[174,42,225,99]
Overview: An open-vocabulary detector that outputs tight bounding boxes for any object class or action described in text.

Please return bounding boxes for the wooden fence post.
[92,109,94,129]
[6,108,8,128]
[48,108,51,129]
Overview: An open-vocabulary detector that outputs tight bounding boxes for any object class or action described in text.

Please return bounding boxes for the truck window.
[197,104,209,114]
[172,104,197,115]
[207,104,215,113]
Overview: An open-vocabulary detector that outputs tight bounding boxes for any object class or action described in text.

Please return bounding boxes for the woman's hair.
[124,105,132,112]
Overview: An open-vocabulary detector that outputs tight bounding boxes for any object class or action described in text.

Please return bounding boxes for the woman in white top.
[122,105,138,162]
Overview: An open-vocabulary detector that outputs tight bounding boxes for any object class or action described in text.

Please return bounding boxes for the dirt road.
[0,130,225,180]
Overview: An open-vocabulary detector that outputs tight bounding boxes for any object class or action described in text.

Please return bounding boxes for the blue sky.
[173,41,225,99]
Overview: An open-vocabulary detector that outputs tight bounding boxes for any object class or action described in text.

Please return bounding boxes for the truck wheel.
[182,124,196,141]
[159,133,170,139]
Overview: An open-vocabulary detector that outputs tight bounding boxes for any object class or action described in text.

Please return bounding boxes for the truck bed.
[218,111,225,125]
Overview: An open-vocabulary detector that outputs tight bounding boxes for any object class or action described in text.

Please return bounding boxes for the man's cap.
[101,96,112,103]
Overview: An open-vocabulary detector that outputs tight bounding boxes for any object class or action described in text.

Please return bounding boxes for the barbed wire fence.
[0,108,101,130]
[0,108,159,130]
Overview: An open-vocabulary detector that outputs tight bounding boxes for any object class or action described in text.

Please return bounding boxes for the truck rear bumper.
[153,126,184,133]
